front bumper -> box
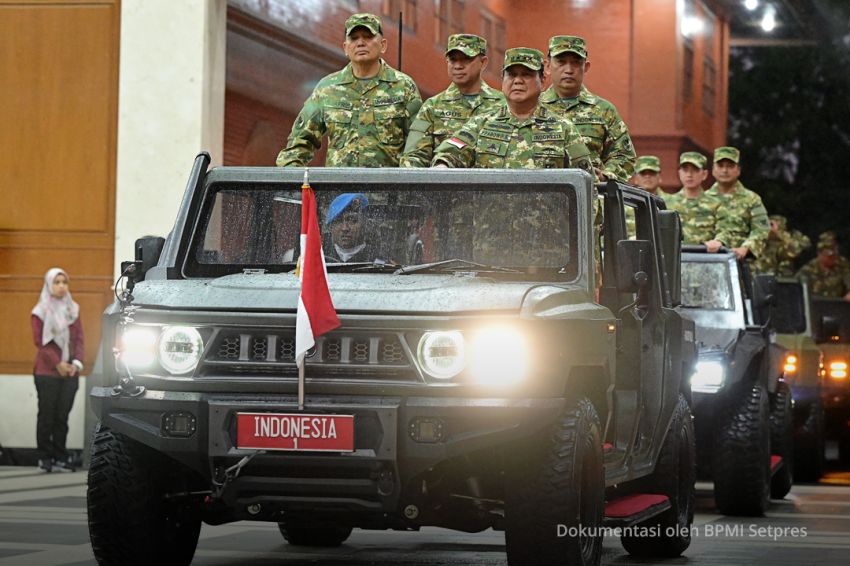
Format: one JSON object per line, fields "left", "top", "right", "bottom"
{"left": 91, "top": 387, "right": 566, "bottom": 519}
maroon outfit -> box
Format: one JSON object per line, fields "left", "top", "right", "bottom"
{"left": 31, "top": 315, "right": 85, "bottom": 376}
{"left": 32, "top": 314, "right": 84, "bottom": 466}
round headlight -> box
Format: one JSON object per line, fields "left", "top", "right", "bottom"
{"left": 417, "top": 331, "right": 465, "bottom": 380}
{"left": 158, "top": 326, "right": 204, "bottom": 375}
{"left": 121, "top": 326, "right": 158, "bottom": 370}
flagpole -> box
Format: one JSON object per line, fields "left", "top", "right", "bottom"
{"left": 298, "top": 362, "right": 305, "bottom": 410}
{"left": 298, "top": 168, "right": 309, "bottom": 411}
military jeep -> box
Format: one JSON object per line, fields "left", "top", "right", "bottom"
{"left": 811, "top": 298, "right": 850, "bottom": 463}
{"left": 679, "top": 248, "right": 794, "bottom": 515}
{"left": 773, "top": 279, "right": 825, "bottom": 480}
{"left": 87, "top": 154, "right": 696, "bottom": 566}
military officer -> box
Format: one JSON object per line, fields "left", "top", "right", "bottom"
{"left": 665, "top": 152, "right": 724, "bottom": 250}
{"left": 708, "top": 146, "right": 770, "bottom": 260}
{"left": 400, "top": 34, "right": 505, "bottom": 167}
{"left": 431, "top": 47, "right": 593, "bottom": 172}
{"left": 752, "top": 215, "right": 811, "bottom": 276}
{"left": 541, "top": 35, "right": 635, "bottom": 182}
{"left": 276, "top": 13, "right": 422, "bottom": 168}
{"left": 796, "top": 239, "right": 850, "bottom": 300}
{"left": 632, "top": 155, "right": 666, "bottom": 197}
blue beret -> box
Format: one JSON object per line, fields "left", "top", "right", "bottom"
{"left": 326, "top": 193, "right": 369, "bottom": 225}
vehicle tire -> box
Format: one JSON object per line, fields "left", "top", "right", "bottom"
{"left": 769, "top": 382, "right": 794, "bottom": 499}
{"left": 88, "top": 423, "right": 201, "bottom": 566}
{"left": 793, "top": 400, "right": 825, "bottom": 481}
{"left": 278, "top": 523, "right": 353, "bottom": 547}
{"left": 504, "top": 398, "right": 604, "bottom": 566}
{"left": 713, "top": 383, "right": 771, "bottom": 516}
{"left": 621, "top": 394, "right": 695, "bottom": 557}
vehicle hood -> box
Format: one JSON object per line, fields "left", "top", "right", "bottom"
{"left": 678, "top": 309, "right": 741, "bottom": 352}
{"left": 131, "top": 274, "right": 593, "bottom": 315}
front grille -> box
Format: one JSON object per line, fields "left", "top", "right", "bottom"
{"left": 202, "top": 329, "right": 418, "bottom": 382}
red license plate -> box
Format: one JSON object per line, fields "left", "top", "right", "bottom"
{"left": 236, "top": 412, "right": 354, "bottom": 452}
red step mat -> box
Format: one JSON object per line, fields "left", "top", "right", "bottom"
{"left": 605, "top": 494, "right": 669, "bottom": 518}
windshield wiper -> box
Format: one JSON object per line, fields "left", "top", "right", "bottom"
{"left": 325, "top": 261, "right": 402, "bottom": 273}
{"left": 395, "top": 258, "right": 520, "bottom": 275}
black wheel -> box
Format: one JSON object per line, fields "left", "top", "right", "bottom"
{"left": 505, "top": 398, "right": 604, "bottom": 566}
{"left": 769, "top": 382, "right": 794, "bottom": 499}
{"left": 87, "top": 423, "right": 202, "bottom": 566}
{"left": 278, "top": 522, "right": 353, "bottom": 547}
{"left": 713, "top": 383, "right": 771, "bottom": 516}
{"left": 621, "top": 394, "right": 696, "bottom": 557}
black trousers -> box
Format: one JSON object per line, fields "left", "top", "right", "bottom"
{"left": 34, "top": 375, "right": 78, "bottom": 462}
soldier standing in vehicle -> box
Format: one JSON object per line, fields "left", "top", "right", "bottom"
{"left": 431, "top": 48, "right": 593, "bottom": 172}
{"left": 665, "top": 152, "right": 724, "bottom": 251}
{"left": 753, "top": 215, "right": 811, "bottom": 276}
{"left": 708, "top": 146, "right": 770, "bottom": 260}
{"left": 540, "top": 36, "right": 635, "bottom": 182}
{"left": 796, "top": 238, "right": 850, "bottom": 300}
{"left": 400, "top": 34, "right": 505, "bottom": 167}
{"left": 276, "top": 13, "right": 422, "bottom": 168}
{"left": 632, "top": 155, "right": 667, "bottom": 198}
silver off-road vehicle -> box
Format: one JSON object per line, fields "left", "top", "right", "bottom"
{"left": 87, "top": 155, "right": 696, "bottom": 566}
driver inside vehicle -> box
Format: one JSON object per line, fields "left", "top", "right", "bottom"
{"left": 324, "top": 193, "right": 385, "bottom": 263}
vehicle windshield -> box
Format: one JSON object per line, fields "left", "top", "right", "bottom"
{"left": 681, "top": 260, "right": 734, "bottom": 310}
{"left": 185, "top": 183, "right": 578, "bottom": 281}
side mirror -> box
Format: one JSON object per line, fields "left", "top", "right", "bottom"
{"left": 616, "top": 240, "right": 652, "bottom": 293}
{"left": 135, "top": 236, "right": 166, "bottom": 277}
{"left": 822, "top": 315, "right": 841, "bottom": 342}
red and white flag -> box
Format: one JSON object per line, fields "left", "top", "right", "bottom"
{"left": 295, "top": 171, "right": 340, "bottom": 369}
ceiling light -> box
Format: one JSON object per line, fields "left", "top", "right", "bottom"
{"left": 761, "top": 7, "right": 776, "bottom": 32}
{"left": 744, "top": 0, "right": 759, "bottom": 11}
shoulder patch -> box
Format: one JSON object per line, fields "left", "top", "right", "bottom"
{"left": 447, "top": 137, "right": 467, "bottom": 149}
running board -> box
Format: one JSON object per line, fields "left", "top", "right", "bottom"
{"left": 603, "top": 494, "right": 670, "bottom": 527}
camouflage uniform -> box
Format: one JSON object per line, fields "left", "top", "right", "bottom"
{"left": 665, "top": 191, "right": 722, "bottom": 245}
{"left": 401, "top": 35, "right": 506, "bottom": 168}
{"left": 796, "top": 247, "right": 850, "bottom": 298}
{"left": 431, "top": 48, "right": 594, "bottom": 269}
{"left": 276, "top": 15, "right": 422, "bottom": 168}
{"left": 752, "top": 215, "right": 811, "bottom": 276}
{"left": 707, "top": 181, "right": 770, "bottom": 258}
{"left": 541, "top": 36, "right": 636, "bottom": 182}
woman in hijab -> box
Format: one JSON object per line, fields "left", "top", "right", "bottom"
{"left": 31, "top": 267, "right": 84, "bottom": 472}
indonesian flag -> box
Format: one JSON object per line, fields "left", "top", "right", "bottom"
{"left": 295, "top": 171, "right": 340, "bottom": 369}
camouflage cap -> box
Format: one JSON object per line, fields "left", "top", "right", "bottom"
{"left": 548, "top": 36, "right": 588, "bottom": 59}
{"left": 679, "top": 151, "right": 708, "bottom": 169}
{"left": 769, "top": 214, "right": 788, "bottom": 229}
{"left": 446, "top": 34, "right": 486, "bottom": 57}
{"left": 345, "top": 13, "right": 382, "bottom": 37}
{"left": 503, "top": 47, "right": 544, "bottom": 71}
{"left": 818, "top": 240, "right": 837, "bottom": 253}
{"left": 819, "top": 230, "right": 837, "bottom": 242}
{"left": 713, "top": 146, "right": 740, "bottom": 163}
{"left": 635, "top": 155, "right": 661, "bottom": 173}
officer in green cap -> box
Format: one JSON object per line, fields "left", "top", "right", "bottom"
{"left": 541, "top": 35, "right": 636, "bottom": 182}
{"left": 796, "top": 239, "right": 850, "bottom": 300}
{"left": 429, "top": 48, "right": 595, "bottom": 271}
{"left": 665, "top": 152, "right": 724, "bottom": 250}
{"left": 753, "top": 215, "right": 811, "bottom": 276}
{"left": 707, "top": 146, "right": 770, "bottom": 260}
{"left": 431, "top": 47, "right": 593, "bottom": 171}
{"left": 400, "top": 34, "right": 505, "bottom": 167}
{"left": 276, "top": 13, "right": 422, "bottom": 168}
{"left": 632, "top": 155, "right": 667, "bottom": 197}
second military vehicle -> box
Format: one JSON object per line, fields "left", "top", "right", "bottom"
{"left": 680, "top": 247, "right": 794, "bottom": 515}
{"left": 812, "top": 298, "right": 850, "bottom": 463}
{"left": 87, "top": 158, "right": 697, "bottom": 566}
